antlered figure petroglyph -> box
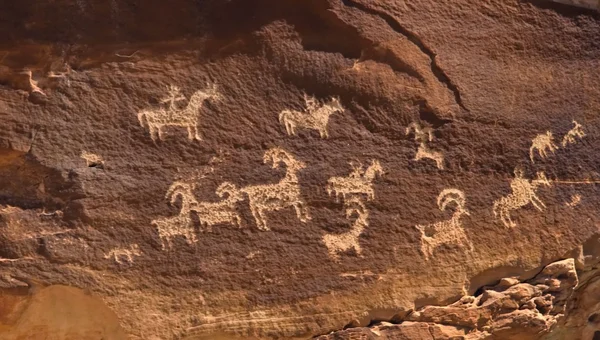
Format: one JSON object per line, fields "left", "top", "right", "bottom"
{"left": 190, "top": 182, "right": 244, "bottom": 232}
{"left": 530, "top": 131, "right": 558, "bottom": 163}
{"left": 327, "top": 160, "right": 383, "bottom": 202}
{"left": 240, "top": 148, "right": 311, "bottom": 231}
{"left": 562, "top": 120, "right": 585, "bottom": 147}
{"left": 406, "top": 122, "right": 444, "bottom": 169}
{"left": 493, "top": 169, "right": 551, "bottom": 228}
{"left": 279, "top": 95, "right": 344, "bottom": 138}
{"left": 415, "top": 189, "right": 472, "bottom": 261}
{"left": 137, "top": 83, "right": 221, "bottom": 141}
{"left": 322, "top": 198, "right": 369, "bottom": 261}
{"left": 104, "top": 244, "right": 142, "bottom": 264}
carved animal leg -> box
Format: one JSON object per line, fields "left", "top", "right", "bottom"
{"left": 501, "top": 210, "right": 515, "bottom": 228}
{"left": 354, "top": 242, "right": 362, "bottom": 257}
{"left": 531, "top": 195, "right": 546, "bottom": 211}
{"left": 193, "top": 125, "right": 202, "bottom": 141}
{"left": 257, "top": 209, "right": 269, "bottom": 231}
{"left": 235, "top": 214, "right": 243, "bottom": 228}
{"left": 435, "top": 157, "right": 444, "bottom": 170}
{"left": 157, "top": 125, "right": 164, "bottom": 140}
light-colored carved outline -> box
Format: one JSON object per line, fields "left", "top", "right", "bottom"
{"left": 240, "top": 147, "right": 310, "bottom": 231}
{"left": 415, "top": 189, "right": 473, "bottom": 261}
{"left": 137, "top": 83, "right": 221, "bottom": 141}
{"left": 104, "top": 244, "right": 142, "bottom": 264}
{"left": 279, "top": 95, "right": 344, "bottom": 138}
{"left": 327, "top": 160, "right": 383, "bottom": 203}
{"left": 565, "top": 194, "right": 581, "bottom": 208}
{"left": 406, "top": 122, "right": 444, "bottom": 169}
{"left": 530, "top": 131, "right": 558, "bottom": 163}
{"left": 562, "top": 120, "right": 585, "bottom": 147}
{"left": 80, "top": 151, "right": 104, "bottom": 167}
{"left": 323, "top": 197, "right": 369, "bottom": 261}
{"left": 493, "top": 168, "right": 551, "bottom": 228}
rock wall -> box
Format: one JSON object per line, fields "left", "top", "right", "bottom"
{"left": 1, "top": 0, "right": 600, "bottom": 339}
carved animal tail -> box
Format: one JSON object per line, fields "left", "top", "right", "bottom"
{"left": 137, "top": 111, "right": 148, "bottom": 127}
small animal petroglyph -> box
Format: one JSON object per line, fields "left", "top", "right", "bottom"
{"left": 493, "top": 169, "right": 551, "bottom": 228}
{"left": 562, "top": 120, "right": 585, "bottom": 147}
{"left": 327, "top": 160, "right": 383, "bottom": 202}
{"left": 279, "top": 95, "right": 344, "bottom": 138}
{"left": 323, "top": 198, "right": 369, "bottom": 261}
{"left": 530, "top": 131, "right": 558, "bottom": 163}
{"left": 565, "top": 194, "right": 582, "bottom": 208}
{"left": 415, "top": 189, "right": 473, "bottom": 261}
{"left": 80, "top": 151, "right": 104, "bottom": 168}
{"left": 137, "top": 83, "right": 221, "bottom": 141}
{"left": 406, "top": 122, "right": 444, "bottom": 169}
{"left": 104, "top": 244, "right": 142, "bottom": 264}
{"left": 240, "top": 147, "right": 310, "bottom": 231}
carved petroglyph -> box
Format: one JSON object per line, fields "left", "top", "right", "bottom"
{"left": 104, "top": 244, "right": 142, "bottom": 264}
{"left": 279, "top": 95, "right": 344, "bottom": 138}
{"left": 190, "top": 182, "right": 244, "bottom": 232}
{"left": 137, "top": 83, "right": 221, "bottom": 141}
{"left": 415, "top": 189, "right": 472, "bottom": 261}
{"left": 323, "top": 198, "right": 369, "bottom": 261}
{"left": 562, "top": 120, "right": 585, "bottom": 147}
{"left": 153, "top": 213, "right": 197, "bottom": 250}
{"left": 493, "top": 169, "right": 551, "bottom": 228}
{"left": 240, "top": 148, "right": 310, "bottom": 231}
{"left": 530, "top": 131, "right": 558, "bottom": 163}
{"left": 565, "top": 194, "right": 582, "bottom": 208}
{"left": 327, "top": 160, "right": 383, "bottom": 203}
{"left": 80, "top": 151, "right": 104, "bottom": 168}
{"left": 406, "top": 122, "right": 444, "bottom": 169}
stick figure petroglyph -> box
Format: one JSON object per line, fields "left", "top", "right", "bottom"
{"left": 137, "top": 83, "right": 221, "bottom": 141}
{"left": 322, "top": 197, "right": 369, "bottom": 261}
{"left": 327, "top": 160, "right": 383, "bottom": 203}
{"left": 530, "top": 131, "right": 558, "bottom": 163}
{"left": 562, "top": 120, "right": 585, "bottom": 147}
{"left": 279, "top": 95, "right": 344, "bottom": 138}
{"left": 493, "top": 168, "right": 551, "bottom": 228}
{"left": 240, "top": 147, "right": 311, "bottom": 231}
{"left": 415, "top": 189, "right": 473, "bottom": 261}
{"left": 406, "top": 122, "right": 444, "bottom": 169}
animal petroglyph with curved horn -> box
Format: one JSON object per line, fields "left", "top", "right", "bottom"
{"left": 137, "top": 83, "right": 222, "bottom": 141}
{"left": 415, "top": 189, "right": 473, "bottom": 261}
{"left": 279, "top": 95, "right": 344, "bottom": 138}
{"left": 327, "top": 160, "right": 383, "bottom": 202}
{"left": 322, "top": 197, "right": 369, "bottom": 261}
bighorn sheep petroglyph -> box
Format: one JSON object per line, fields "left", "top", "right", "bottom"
{"left": 137, "top": 83, "right": 221, "bottom": 141}
{"left": 240, "top": 147, "right": 310, "bottom": 231}
{"left": 152, "top": 213, "right": 197, "bottom": 250}
{"left": 279, "top": 95, "right": 344, "bottom": 138}
{"left": 493, "top": 169, "right": 551, "bottom": 228}
{"left": 530, "top": 131, "right": 558, "bottom": 163}
{"left": 322, "top": 198, "right": 369, "bottom": 261}
{"left": 406, "top": 122, "right": 444, "bottom": 169}
{"left": 327, "top": 160, "right": 383, "bottom": 202}
{"left": 415, "top": 189, "right": 472, "bottom": 261}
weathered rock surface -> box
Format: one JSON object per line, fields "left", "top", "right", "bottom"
{"left": 1, "top": 0, "right": 600, "bottom": 339}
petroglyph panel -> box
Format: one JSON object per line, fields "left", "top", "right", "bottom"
{"left": 327, "top": 160, "right": 383, "bottom": 203}
{"left": 493, "top": 169, "right": 551, "bottom": 228}
{"left": 415, "top": 189, "right": 473, "bottom": 261}
{"left": 406, "top": 122, "right": 444, "bottom": 169}
{"left": 279, "top": 95, "right": 344, "bottom": 138}
{"left": 530, "top": 131, "right": 558, "bottom": 163}
{"left": 137, "top": 83, "right": 222, "bottom": 141}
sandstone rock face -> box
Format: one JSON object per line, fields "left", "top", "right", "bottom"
{"left": 0, "top": 1, "right": 600, "bottom": 339}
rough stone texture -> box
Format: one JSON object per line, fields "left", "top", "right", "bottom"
{"left": 0, "top": 0, "right": 600, "bottom": 339}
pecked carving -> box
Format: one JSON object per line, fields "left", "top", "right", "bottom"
{"left": 530, "top": 131, "right": 558, "bottom": 163}
{"left": 279, "top": 95, "right": 344, "bottom": 138}
{"left": 327, "top": 160, "right": 383, "bottom": 203}
{"left": 322, "top": 197, "right": 369, "bottom": 261}
{"left": 406, "top": 122, "right": 444, "bottom": 169}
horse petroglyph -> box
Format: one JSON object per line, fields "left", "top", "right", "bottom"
{"left": 562, "top": 120, "right": 585, "bottom": 147}
{"left": 240, "top": 148, "right": 310, "bottom": 231}
{"left": 104, "top": 244, "right": 142, "bottom": 264}
{"left": 493, "top": 168, "right": 551, "bottom": 228}
{"left": 137, "top": 83, "right": 221, "bottom": 141}
{"left": 279, "top": 94, "right": 344, "bottom": 138}
{"left": 327, "top": 160, "right": 383, "bottom": 203}
{"left": 530, "top": 131, "right": 558, "bottom": 163}
{"left": 322, "top": 198, "right": 369, "bottom": 261}
{"left": 406, "top": 122, "right": 444, "bottom": 169}
{"left": 415, "top": 189, "right": 473, "bottom": 261}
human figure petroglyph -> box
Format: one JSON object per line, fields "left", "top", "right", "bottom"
{"left": 240, "top": 147, "right": 310, "bottom": 231}
{"left": 190, "top": 182, "right": 244, "bottom": 232}
{"left": 137, "top": 83, "right": 221, "bottom": 141}
{"left": 80, "top": 151, "right": 104, "bottom": 168}
{"left": 530, "top": 131, "right": 558, "bottom": 163}
{"left": 327, "top": 160, "right": 383, "bottom": 202}
{"left": 493, "top": 169, "right": 551, "bottom": 228}
{"left": 104, "top": 244, "right": 142, "bottom": 264}
{"left": 405, "top": 122, "right": 444, "bottom": 169}
{"left": 415, "top": 189, "right": 472, "bottom": 261}
{"left": 279, "top": 95, "right": 344, "bottom": 138}
{"left": 323, "top": 198, "right": 369, "bottom": 261}
{"left": 562, "top": 120, "right": 585, "bottom": 147}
